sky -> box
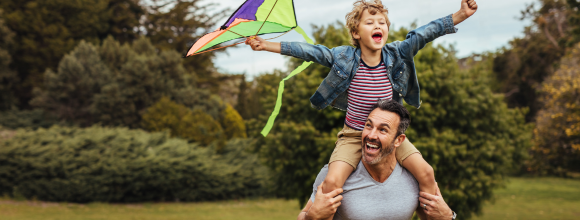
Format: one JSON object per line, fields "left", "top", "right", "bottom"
{"left": 206, "top": 0, "right": 536, "bottom": 78}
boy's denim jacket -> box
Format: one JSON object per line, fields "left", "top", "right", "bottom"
{"left": 280, "top": 15, "right": 457, "bottom": 110}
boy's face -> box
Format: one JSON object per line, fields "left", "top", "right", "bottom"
{"left": 353, "top": 9, "right": 389, "bottom": 51}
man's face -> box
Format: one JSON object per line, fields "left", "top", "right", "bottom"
{"left": 361, "top": 109, "right": 402, "bottom": 165}
{"left": 353, "top": 9, "right": 389, "bottom": 51}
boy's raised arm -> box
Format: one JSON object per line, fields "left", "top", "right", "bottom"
{"left": 397, "top": 0, "right": 477, "bottom": 58}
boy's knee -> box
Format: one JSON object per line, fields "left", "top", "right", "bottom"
{"left": 322, "top": 176, "right": 344, "bottom": 193}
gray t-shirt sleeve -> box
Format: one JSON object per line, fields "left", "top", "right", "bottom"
{"left": 310, "top": 164, "right": 330, "bottom": 203}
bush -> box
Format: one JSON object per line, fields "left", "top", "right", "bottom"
{"left": 142, "top": 97, "right": 224, "bottom": 146}
{"left": 0, "top": 109, "right": 59, "bottom": 129}
{"left": 0, "top": 126, "right": 271, "bottom": 202}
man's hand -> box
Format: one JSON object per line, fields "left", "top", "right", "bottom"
{"left": 452, "top": 0, "right": 478, "bottom": 25}
{"left": 305, "top": 181, "right": 343, "bottom": 220}
{"left": 418, "top": 183, "right": 454, "bottom": 220}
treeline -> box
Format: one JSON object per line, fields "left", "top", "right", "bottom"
{"left": 492, "top": 0, "right": 580, "bottom": 175}
{"left": 0, "top": 0, "right": 263, "bottom": 202}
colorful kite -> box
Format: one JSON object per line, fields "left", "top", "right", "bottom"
{"left": 185, "top": 0, "right": 314, "bottom": 137}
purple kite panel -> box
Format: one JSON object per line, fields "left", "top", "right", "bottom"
{"left": 224, "top": 0, "right": 266, "bottom": 27}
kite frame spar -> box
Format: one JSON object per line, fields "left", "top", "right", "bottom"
{"left": 185, "top": 0, "right": 298, "bottom": 57}
{"left": 185, "top": 0, "right": 314, "bottom": 137}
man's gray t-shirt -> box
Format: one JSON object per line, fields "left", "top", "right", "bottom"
{"left": 310, "top": 161, "right": 419, "bottom": 220}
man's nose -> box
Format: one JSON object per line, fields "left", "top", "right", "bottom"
{"left": 368, "top": 128, "right": 379, "bottom": 139}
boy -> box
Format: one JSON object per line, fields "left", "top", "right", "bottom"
{"left": 246, "top": 0, "right": 478, "bottom": 211}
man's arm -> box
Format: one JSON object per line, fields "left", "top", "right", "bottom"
{"left": 418, "top": 183, "right": 454, "bottom": 220}
{"left": 246, "top": 37, "right": 335, "bottom": 68}
{"left": 297, "top": 182, "right": 343, "bottom": 220}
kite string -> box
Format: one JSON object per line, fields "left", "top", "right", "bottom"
{"left": 255, "top": 0, "right": 280, "bottom": 36}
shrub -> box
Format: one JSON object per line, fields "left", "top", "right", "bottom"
{"left": 0, "top": 109, "right": 59, "bottom": 129}
{"left": 0, "top": 126, "right": 270, "bottom": 202}
{"left": 142, "top": 97, "right": 224, "bottom": 146}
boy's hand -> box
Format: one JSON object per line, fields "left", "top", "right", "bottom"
{"left": 461, "top": 0, "right": 478, "bottom": 17}
{"left": 245, "top": 36, "right": 268, "bottom": 51}
{"left": 453, "top": 0, "right": 478, "bottom": 25}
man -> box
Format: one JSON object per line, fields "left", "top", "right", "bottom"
{"left": 297, "top": 99, "right": 455, "bottom": 220}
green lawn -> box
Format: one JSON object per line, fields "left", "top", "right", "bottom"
{"left": 471, "top": 177, "right": 580, "bottom": 220}
{"left": 1, "top": 177, "right": 579, "bottom": 220}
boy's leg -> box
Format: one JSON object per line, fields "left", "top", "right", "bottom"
{"left": 322, "top": 161, "right": 354, "bottom": 193}
{"left": 397, "top": 138, "right": 436, "bottom": 195}
{"left": 323, "top": 125, "right": 362, "bottom": 193}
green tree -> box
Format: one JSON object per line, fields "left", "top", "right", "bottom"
{"left": 30, "top": 36, "right": 219, "bottom": 128}
{"left": 252, "top": 23, "right": 532, "bottom": 219}
{"left": 0, "top": 0, "right": 145, "bottom": 108}
{"left": 531, "top": 42, "right": 580, "bottom": 175}
{"left": 0, "top": 10, "right": 17, "bottom": 111}
{"left": 144, "top": 0, "right": 228, "bottom": 91}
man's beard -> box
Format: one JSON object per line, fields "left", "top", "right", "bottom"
{"left": 362, "top": 137, "right": 396, "bottom": 165}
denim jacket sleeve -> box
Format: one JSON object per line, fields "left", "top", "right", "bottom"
{"left": 280, "top": 42, "right": 334, "bottom": 68}
{"left": 397, "top": 14, "right": 457, "bottom": 59}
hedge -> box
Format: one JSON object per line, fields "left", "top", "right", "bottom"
{"left": 0, "top": 126, "right": 270, "bottom": 202}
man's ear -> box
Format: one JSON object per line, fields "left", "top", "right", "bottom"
{"left": 394, "top": 134, "right": 406, "bottom": 148}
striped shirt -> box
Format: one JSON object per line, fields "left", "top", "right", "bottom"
{"left": 344, "top": 60, "right": 392, "bottom": 130}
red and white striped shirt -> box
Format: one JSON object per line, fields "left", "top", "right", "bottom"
{"left": 344, "top": 60, "right": 392, "bottom": 130}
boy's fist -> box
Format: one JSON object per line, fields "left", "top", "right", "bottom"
{"left": 461, "top": 0, "right": 478, "bottom": 18}
{"left": 245, "top": 36, "right": 268, "bottom": 51}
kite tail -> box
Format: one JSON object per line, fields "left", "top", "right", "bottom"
{"left": 260, "top": 26, "right": 313, "bottom": 137}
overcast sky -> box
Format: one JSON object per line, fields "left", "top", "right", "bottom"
{"left": 206, "top": 0, "right": 536, "bottom": 78}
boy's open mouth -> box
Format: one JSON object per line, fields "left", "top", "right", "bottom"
{"left": 372, "top": 32, "right": 383, "bottom": 43}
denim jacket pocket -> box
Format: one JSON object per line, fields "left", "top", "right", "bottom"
{"left": 324, "top": 64, "right": 348, "bottom": 88}
{"left": 392, "top": 63, "right": 409, "bottom": 96}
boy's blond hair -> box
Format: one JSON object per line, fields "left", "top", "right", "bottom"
{"left": 345, "top": 0, "right": 391, "bottom": 47}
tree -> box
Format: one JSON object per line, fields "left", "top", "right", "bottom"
{"left": 144, "top": 0, "right": 228, "bottom": 91}
{"left": 531, "top": 42, "right": 580, "bottom": 175}
{"left": 251, "top": 23, "right": 532, "bottom": 219}
{"left": 0, "top": 10, "right": 17, "bottom": 111}
{"left": 493, "top": 0, "right": 580, "bottom": 121}
{"left": 30, "top": 36, "right": 208, "bottom": 128}
{"left": 0, "top": 0, "right": 145, "bottom": 108}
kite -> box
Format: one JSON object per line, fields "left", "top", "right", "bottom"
{"left": 185, "top": 0, "right": 314, "bottom": 137}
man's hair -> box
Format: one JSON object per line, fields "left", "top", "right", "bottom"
{"left": 345, "top": 0, "right": 391, "bottom": 47}
{"left": 371, "top": 99, "right": 410, "bottom": 137}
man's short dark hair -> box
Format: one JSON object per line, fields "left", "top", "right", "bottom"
{"left": 371, "top": 99, "right": 410, "bottom": 137}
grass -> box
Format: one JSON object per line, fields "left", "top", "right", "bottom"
{"left": 0, "top": 199, "right": 300, "bottom": 220}
{"left": 1, "top": 177, "right": 579, "bottom": 220}
{"left": 471, "top": 177, "right": 580, "bottom": 220}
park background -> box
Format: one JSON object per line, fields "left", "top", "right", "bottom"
{"left": 0, "top": 0, "right": 579, "bottom": 219}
